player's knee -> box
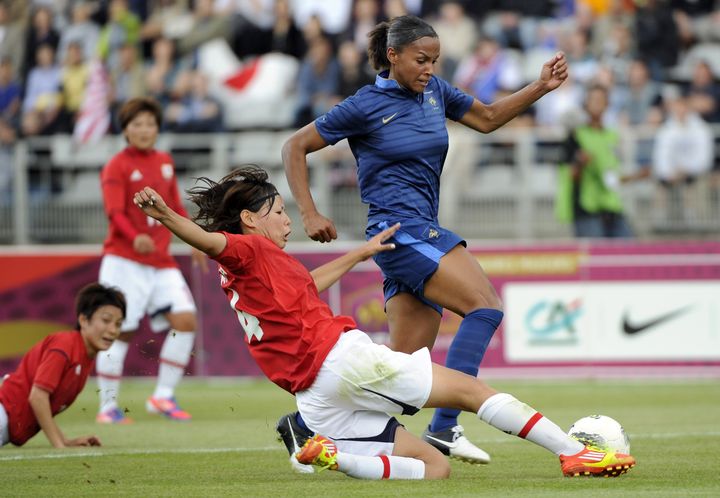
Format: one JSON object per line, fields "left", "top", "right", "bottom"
{"left": 424, "top": 455, "right": 451, "bottom": 479}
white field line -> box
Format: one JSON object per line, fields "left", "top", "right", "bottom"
{"left": 3, "top": 431, "right": 719, "bottom": 462}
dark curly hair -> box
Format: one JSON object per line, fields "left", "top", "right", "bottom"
{"left": 187, "top": 165, "right": 279, "bottom": 234}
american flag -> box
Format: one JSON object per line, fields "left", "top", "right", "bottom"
{"left": 73, "top": 59, "right": 111, "bottom": 144}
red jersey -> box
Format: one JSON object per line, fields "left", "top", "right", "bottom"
{"left": 0, "top": 331, "right": 94, "bottom": 446}
{"left": 101, "top": 146, "right": 189, "bottom": 268}
{"left": 213, "top": 233, "right": 356, "bottom": 394}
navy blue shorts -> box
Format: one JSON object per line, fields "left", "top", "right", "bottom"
{"left": 367, "top": 219, "right": 466, "bottom": 315}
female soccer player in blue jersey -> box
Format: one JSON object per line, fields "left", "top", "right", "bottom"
{"left": 281, "top": 15, "right": 569, "bottom": 464}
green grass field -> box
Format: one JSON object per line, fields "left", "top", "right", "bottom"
{"left": 2, "top": 378, "right": 718, "bottom": 497}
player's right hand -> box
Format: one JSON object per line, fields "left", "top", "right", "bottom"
{"left": 303, "top": 211, "right": 337, "bottom": 243}
{"left": 134, "top": 186, "right": 168, "bottom": 218}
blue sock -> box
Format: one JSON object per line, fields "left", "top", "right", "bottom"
{"left": 295, "top": 412, "right": 309, "bottom": 431}
{"left": 429, "top": 308, "right": 503, "bottom": 433}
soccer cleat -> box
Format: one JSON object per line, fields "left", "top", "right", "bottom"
{"left": 560, "top": 445, "right": 636, "bottom": 477}
{"left": 295, "top": 435, "right": 339, "bottom": 471}
{"left": 146, "top": 396, "right": 192, "bottom": 421}
{"left": 276, "top": 412, "right": 315, "bottom": 474}
{"left": 422, "top": 425, "right": 491, "bottom": 464}
{"left": 96, "top": 407, "right": 133, "bottom": 424}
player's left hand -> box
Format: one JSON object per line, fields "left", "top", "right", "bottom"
{"left": 191, "top": 247, "right": 209, "bottom": 273}
{"left": 134, "top": 187, "right": 168, "bottom": 220}
{"left": 539, "top": 52, "right": 568, "bottom": 92}
{"left": 360, "top": 222, "right": 400, "bottom": 261}
{"left": 67, "top": 435, "right": 102, "bottom": 447}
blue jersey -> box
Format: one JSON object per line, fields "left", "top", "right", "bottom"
{"left": 315, "top": 71, "right": 474, "bottom": 225}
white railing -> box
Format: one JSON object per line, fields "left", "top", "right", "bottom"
{"left": 1, "top": 126, "right": 719, "bottom": 244}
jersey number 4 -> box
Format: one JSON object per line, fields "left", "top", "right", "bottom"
{"left": 229, "top": 289, "right": 264, "bottom": 342}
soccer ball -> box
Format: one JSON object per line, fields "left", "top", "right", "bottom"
{"left": 568, "top": 415, "right": 630, "bottom": 454}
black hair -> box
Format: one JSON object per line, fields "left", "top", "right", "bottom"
{"left": 366, "top": 15, "right": 438, "bottom": 71}
{"left": 75, "top": 283, "right": 126, "bottom": 330}
{"left": 188, "top": 165, "right": 279, "bottom": 234}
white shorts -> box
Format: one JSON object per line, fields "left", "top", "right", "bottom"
{"left": 295, "top": 329, "right": 433, "bottom": 457}
{"left": 99, "top": 254, "right": 196, "bottom": 332}
{"left": 0, "top": 401, "right": 9, "bottom": 447}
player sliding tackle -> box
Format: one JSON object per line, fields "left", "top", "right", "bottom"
{"left": 133, "top": 166, "right": 635, "bottom": 479}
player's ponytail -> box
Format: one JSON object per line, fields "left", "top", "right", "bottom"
{"left": 188, "top": 165, "right": 279, "bottom": 234}
{"left": 367, "top": 21, "right": 391, "bottom": 70}
{"left": 367, "top": 15, "right": 438, "bottom": 71}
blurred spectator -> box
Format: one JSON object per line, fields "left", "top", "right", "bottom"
{"left": 145, "top": 37, "right": 190, "bottom": 106}
{"left": 98, "top": 0, "right": 141, "bottom": 71}
{"left": 0, "top": 56, "right": 19, "bottom": 196}
{"left": 268, "top": 0, "right": 305, "bottom": 59}
{"left": 294, "top": 35, "right": 339, "bottom": 127}
{"left": 384, "top": 0, "right": 410, "bottom": 19}
{"left": 685, "top": 59, "right": 720, "bottom": 123}
{"left": 430, "top": 1, "right": 477, "bottom": 79}
{"left": 617, "top": 59, "right": 663, "bottom": 125}
{"left": 0, "top": 57, "right": 20, "bottom": 129}
{"left": 635, "top": 0, "right": 679, "bottom": 81}
{"left": 590, "top": 0, "right": 635, "bottom": 58}
{"left": 23, "top": 6, "right": 59, "bottom": 79}
{"left": 693, "top": 8, "right": 720, "bottom": 43}
{"left": 57, "top": 1, "right": 100, "bottom": 63}
{"left": 555, "top": 84, "right": 638, "bottom": 238}
{"left": 598, "top": 22, "right": 636, "bottom": 85}
{"left": 216, "top": 0, "right": 276, "bottom": 58}
{"left": 0, "top": 2, "right": 27, "bottom": 78}
{"left": 109, "top": 43, "right": 146, "bottom": 130}
{"left": 164, "top": 70, "right": 222, "bottom": 132}
{"left": 21, "top": 43, "right": 61, "bottom": 136}
{"left": 336, "top": 39, "right": 374, "bottom": 98}
{"left": 140, "top": 0, "right": 193, "bottom": 43}
{"left": 559, "top": 28, "right": 600, "bottom": 84}
{"left": 453, "top": 36, "right": 522, "bottom": 104}
{"left": 343, "top": 0, "right": 380, "bottom": 52}
{"left": 176, "top": 0, "right": 232, "bottom": 57}
{"left": 534, "top": 75, "right": 584, "bottom": 127}
{"left": 290, "top": 0, "right": 352, "bottom": 37}
{"left": 57, "top": 41, "right": 89, "bottom": 133}
{"left": 652, "top": 89, "right": 714, "bottom": 224}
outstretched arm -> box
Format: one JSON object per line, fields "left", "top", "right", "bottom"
{"left": 29, "top": 386, "right": 101, "bottom": 448}
{"left": 134, "top": 187, "right": 227, "bottom": 257}
{"left": 311, "top": 223, "right": 399, "bottom": 292}
{"left": 282, "top": 122, "right": 337, "bottom": 243}
{"left": 459, "top": 52, "right": 569, "bottom": 133}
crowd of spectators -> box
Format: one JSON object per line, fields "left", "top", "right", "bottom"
{"left": 0, "top": 0, "right": 719, "bottom": 225}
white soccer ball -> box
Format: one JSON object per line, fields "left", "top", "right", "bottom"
{"left": 568, "top": 415, "right": 630, "bottom": 454}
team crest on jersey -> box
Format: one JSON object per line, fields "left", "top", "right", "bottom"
{"left": 428, "top": 228, "right": 439, "bottom": 239}
{"left": 428, "top": 96, "right": 438, "bottom": 108}
{"left": 130, "top": 169, "right": 143, "bottom": 181}
{"left": 161, "top": 163, "right": 174, "bottom": 179}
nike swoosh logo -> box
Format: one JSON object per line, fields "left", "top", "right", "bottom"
{"left": 423, "top": 434, "right": 457, "bottom": 449}
{"left": 622, "top": 306, "right": 691, "bottom": 335}
{"left": 382, "top": 112, "right": 398, "bottom": 124}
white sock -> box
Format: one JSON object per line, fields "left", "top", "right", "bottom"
{"left": 335, "top": 453, "right": 425, "bottom": 480}
{"left": 477, "top": 393, "right": 584, "bottom": 456}
{"left": 153, "top": 330, "right": 195, "bottom": 399}
{"left": 96, "top": 339, "right": 129, "bottom": 413}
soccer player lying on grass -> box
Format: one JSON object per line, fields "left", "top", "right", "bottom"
{"left": 132, "top": 166, "right": 635, "bottom": 479}
{"left": 0, "top": 283, "right": 126, "bottom": 448}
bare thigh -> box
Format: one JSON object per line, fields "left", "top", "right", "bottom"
{"left": 425, "top": 363, "right": 497, "bottom": 413}
{"left": 392, "top": 426, "right": 450, "bottom": 479}
{"left": 424, "top": 245, "right": 502, "bottom": 317}
{"left": 386, "top": 293, "right": 442, "bottom": 353}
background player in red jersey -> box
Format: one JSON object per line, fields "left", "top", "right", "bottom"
{"left": 130, "top": 166, "right": 635, "bottom": 480}
{"left": 0, "top": 283, "right": 125, "bottom": 448}
{"left": 96, "top": 97, "right": 207, "bottom": 424}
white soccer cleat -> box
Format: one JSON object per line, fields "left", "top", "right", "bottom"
{"left": 422, "top": 425, "right": 491, "bottom": 464}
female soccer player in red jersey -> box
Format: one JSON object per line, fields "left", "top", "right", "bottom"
{"left": 0, "top": 283, "right": 125, "bottom": 448}
{"left": 131, "top": 166, "right": 635, "bottom": 480}
{"left": 96, "top": 97, "right": 206, "bottom": 424}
